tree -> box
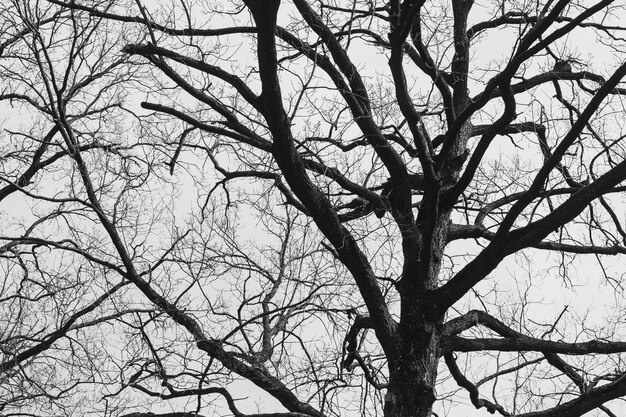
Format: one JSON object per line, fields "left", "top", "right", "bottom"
{"left": 3, "top": 0, "right": 626, "bottom": 416}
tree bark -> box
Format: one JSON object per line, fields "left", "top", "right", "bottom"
{"left": 385, "top": 328, "right": 440, "bottom": 417}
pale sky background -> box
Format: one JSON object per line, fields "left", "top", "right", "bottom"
{"left": 2, "top": 0, "right": 626, "bottom": 416}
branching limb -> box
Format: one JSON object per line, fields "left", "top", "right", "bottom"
{"left": 0, "top": 280, "right": 128, "bottom": 372}
{"left": 243, "top": 0, "right": 398, "bottom": 357}
{"left": 437, "top": 125, "right": 626, "bottom": 310}
{"left": 122, "top": 43, "right": 261, "bottom": 111}
{"left": 444, "top": 353, "right": 512, "bottom": 415}
{"left": 443, "top": 311, "right": 626, "bottom": 416}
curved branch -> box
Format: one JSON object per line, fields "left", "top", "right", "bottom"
{"left": 444, "top": 353, "right": 511, "bottom": 415}
{"left": 342, "top": 315, "right": 373, "bottom": 370}
{"left": 122, "top": 43, "right": 261, "bottom": 111}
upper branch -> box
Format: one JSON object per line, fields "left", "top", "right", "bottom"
{"left": 243, "top": 0, "right": 398, "bottom": 356}
{"left": 291, "top": 0, "right": 411, "bottom": 194}
{"left": 122, "top": 43, "right": 261, "bottom": 111}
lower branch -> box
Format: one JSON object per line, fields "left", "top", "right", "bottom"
{"left": 444, "top": 353, "right": 511, "bottom": 415}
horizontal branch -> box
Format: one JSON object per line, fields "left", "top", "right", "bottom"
{"left": 474, "top": 70, "right": 626, "bottom": 102}
{"left": 48, "top": 0, "right": 255, "bottom": 37}
{"left": 447, "top": 224, "right": 626, "bottom": 255}
{"left": 443, "top": 336, "right": 626, "bottom": 355}
{"left": 468, "top": 11, "right": 626, "bottom": 39}
{"left": 122, "top": 412, "right": 311, "bottom": 417}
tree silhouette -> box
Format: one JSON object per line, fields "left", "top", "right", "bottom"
{"left": 3, "top": 0, "right": 626, "bottom": 416}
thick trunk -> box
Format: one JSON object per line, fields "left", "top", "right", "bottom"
{"left": 385, "top": 217, "right": 448, "bottom": 417}
{"left": 384, "top": 328, "right": 441, "bottom": 417}
{"left": 384, "top": 386, "right": 436, "bottom": 417}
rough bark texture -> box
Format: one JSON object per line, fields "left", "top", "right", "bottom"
{"left": 5, "top": 0, "right": 626, "bottom": 416}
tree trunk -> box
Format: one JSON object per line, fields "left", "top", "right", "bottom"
{"left": 384, "top": 327, "right": 441, "bottom": 417}
{"left": 384, "top": 218, "right": 448, "bottom": 417}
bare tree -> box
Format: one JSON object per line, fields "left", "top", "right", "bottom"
{"left": 4, "top": 0, "right": 626, "bottom": 416}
